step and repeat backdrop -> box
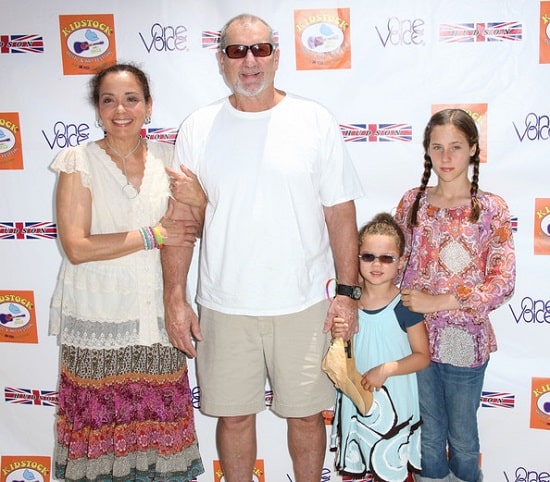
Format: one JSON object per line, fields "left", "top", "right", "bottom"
{"left": 1, "top": 0, "right": 549, "bottom": 481}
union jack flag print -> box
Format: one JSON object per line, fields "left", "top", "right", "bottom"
{"left": 481, "top": 391, "right": 515, "bottom": 409}
{"left": 202, "top": 30, "right": 220, "bottom": 49}
{"left": 440, "top": 22, "right": 522, "bottom": 43}
{"left": 511, "top": 216, "right": 518, "bottom": 232}
{"left": 340, "top": 124, "right": 368, "bottom": 142}
{"left": 340, "top": 123, "right": 412, "bottom": 143}
{"left": 0, "top": 34, "right": 44, "bottom": 54}
{"left": 5, "top": 387, "right": 58, "bottom": 406}
{"left": 141, "top": 127, "right": 178, "bottom": 145}
{"left": 0, "top": 222, "right": 57, "bottom": 240}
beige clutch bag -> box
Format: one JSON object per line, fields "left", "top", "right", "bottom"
{"left": 322, "top": 337, "right": 373, "bottom": 416}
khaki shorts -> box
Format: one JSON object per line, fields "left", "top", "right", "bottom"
{"left": 196, "top": 301, "right": 335, "bottom": 418}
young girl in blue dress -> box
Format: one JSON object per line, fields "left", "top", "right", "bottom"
{"left": 330, "top": 212, "right": 430, "bottom": 482}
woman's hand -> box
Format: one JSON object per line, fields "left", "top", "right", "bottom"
{"left": 156, "top": 202, "right": 199, "bottom": 247}
{"left": 167, "top": 165, "right": 206, "bottom": 208}
{"left": 167, "top": 165, "right": 206, "bottom": 228}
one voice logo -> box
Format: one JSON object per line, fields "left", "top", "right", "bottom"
{"left": 509, "top": 297, "right": 550, "bottom": 324}
{"left": 513, "top": 112, "right": 550, "bottom": 141}
{"left": 375, "top": 16, "right": 425, "bottom": 47}
{"left": 139, "top": 22, "right": 189, "bottom": 52}
{"left": 42, "top": 121, "right": 90, "bottom": 149}
{"left": 503, "top": 466, "right": 550, "bottom": 482}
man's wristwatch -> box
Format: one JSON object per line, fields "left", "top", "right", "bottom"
{"left": 335, "top": 283, "right": 362, "bottom": 300}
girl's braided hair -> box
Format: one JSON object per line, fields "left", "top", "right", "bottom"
{"left": 408, "top": 108, "right": 481, "bottom": 227}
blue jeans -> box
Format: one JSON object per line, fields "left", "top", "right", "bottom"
{"left": 417, "top": 360, "right": 487, "bottom": 482}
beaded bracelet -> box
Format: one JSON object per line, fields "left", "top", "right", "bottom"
{"left": 325, "top": 278, "right": 336, "bottom": 300}
{"left": 139, "top": 226, "right": 159, "bottom": 250}
{"left": 152, "top": 226, "right": 164, "bottom": 249}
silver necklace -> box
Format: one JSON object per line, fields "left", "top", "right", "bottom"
{"left": 105, "top": 136, "right": 142, "bottom": 199}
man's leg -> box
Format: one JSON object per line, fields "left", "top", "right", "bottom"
{"left": 287, "top": 412, "right": 326, "bottom": 482}
{"left": 216, "top": 414, "right": 257, "bottom": 482}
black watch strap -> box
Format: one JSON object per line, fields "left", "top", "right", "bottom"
{"left": 336, "top": 283, "right": 362, "bottom": 300}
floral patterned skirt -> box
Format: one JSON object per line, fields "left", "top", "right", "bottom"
{"left": 54, "top": 344, "right": 204, "bottom": 482}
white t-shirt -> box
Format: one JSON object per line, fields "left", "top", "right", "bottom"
{"left": 175, "top": 93, "right": 363, "bottom": 315}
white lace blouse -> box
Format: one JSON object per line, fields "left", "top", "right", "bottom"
{"left": 49, "top": 140, "right": 174, "bottom": 349}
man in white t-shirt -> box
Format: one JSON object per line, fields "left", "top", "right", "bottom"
{"left": 162, "top": 13, "right": 364, "bottom": 482}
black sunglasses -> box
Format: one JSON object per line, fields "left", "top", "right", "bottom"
{"left": 358, "top": 253, "right": 398, "bottom": 264}
{"left": 222, "top": 43, "right": 275, "bottom": 59}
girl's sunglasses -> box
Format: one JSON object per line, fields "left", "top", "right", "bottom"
{"left": 358, "top": 253, "right": 398, "bottom": 264}
{"left": 222, "top": 43, "right": 275, "bottom": 59}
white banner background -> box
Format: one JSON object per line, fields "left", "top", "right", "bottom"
{"left": 1, "top": 1, "right": 549, "bottom": 481}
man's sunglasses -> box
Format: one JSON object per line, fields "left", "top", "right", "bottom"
{"left": 222, "top": 43, "right": 275, "bottom": 59}
{"left": 358, "top": 253, "right": 398, "bottom": 264}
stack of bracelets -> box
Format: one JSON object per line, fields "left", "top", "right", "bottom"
{"left": 139, "top": 226, "right": 164, "bottom": 250}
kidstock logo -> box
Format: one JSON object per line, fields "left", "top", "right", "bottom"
{"left": 513, "top": 112, "right": 550, "bottom": 141}
{"left": 139, "top": 22, "right": 189, "bottom": 53}
{"left": 59, "top": 14, "right": 116, "bottom": 75}
{"left": 375, "top": 16, "right": 425, "bottom": 47}
{"left": 509, "top": 296, "right": 550, "bottom": 324}
{"left": 42, "top": 120, "right": 90, "bottom": 149}
{"left": 1, "top": 456, "right": 51, "bottom": 482}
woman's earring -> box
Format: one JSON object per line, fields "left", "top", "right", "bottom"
{"left": 95, "top": 119, "right": 104, "bottom": 129}
{"left": 145, "top": 115, "right": 151, "bottom": 125}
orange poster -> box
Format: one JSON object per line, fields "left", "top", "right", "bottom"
{"left": 0, "top": 290, "right": 38, "bottom": 344}
{"left": 432, "top": 103, "right": 488, "bottom": 164}
{"left": 0, "top": 455, "right": 51, "bottom": 482}
{"left": 59, "top": 14, "right": 117, "bottom": 75}
{"left": 539, "top": 2, "right": 550, "bottom": 63}
{"left": 213, "top": 460, "right": 265, "bottom": 482}
{"left": 534, "top": 198, "right": 550, "bottom": 255}
{"left": 530, "top": 377, "right": 550, "bottom": 429}
{"left": 322, "top": 408, "right": 334, "bottom": 426}
{"left": 294, "top": 8, "right": 351, "bottom": 70}
{"left": 0, "top": 112, "right": 23, "bottom": 170}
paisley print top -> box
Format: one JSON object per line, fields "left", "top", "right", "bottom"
{"left": 395, "top": 188, "right": 516, "bottom": 367}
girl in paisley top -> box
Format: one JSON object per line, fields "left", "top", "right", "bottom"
{"left": 394, "top": 108, "right": 516, "bottom": 482}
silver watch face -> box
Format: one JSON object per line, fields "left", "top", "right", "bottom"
{"left": 352, "top": 286, "right": 362, "bottom": 299}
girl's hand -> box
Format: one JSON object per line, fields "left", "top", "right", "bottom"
{"left": 401, "top": 288, "right": 459, "bottom": 314}
{"left": 362, "top": 363, "right": 391, "bottom": 392}
{"left": 330, "top": 316, "right": 348, "bottom": 339}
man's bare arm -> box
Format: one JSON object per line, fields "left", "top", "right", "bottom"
{"left": 161, "top": 199, "right": 203, "bottom": 357}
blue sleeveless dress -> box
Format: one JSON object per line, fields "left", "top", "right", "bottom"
{"left": 330, "top": 295, "right": 423, "bottom": 481}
